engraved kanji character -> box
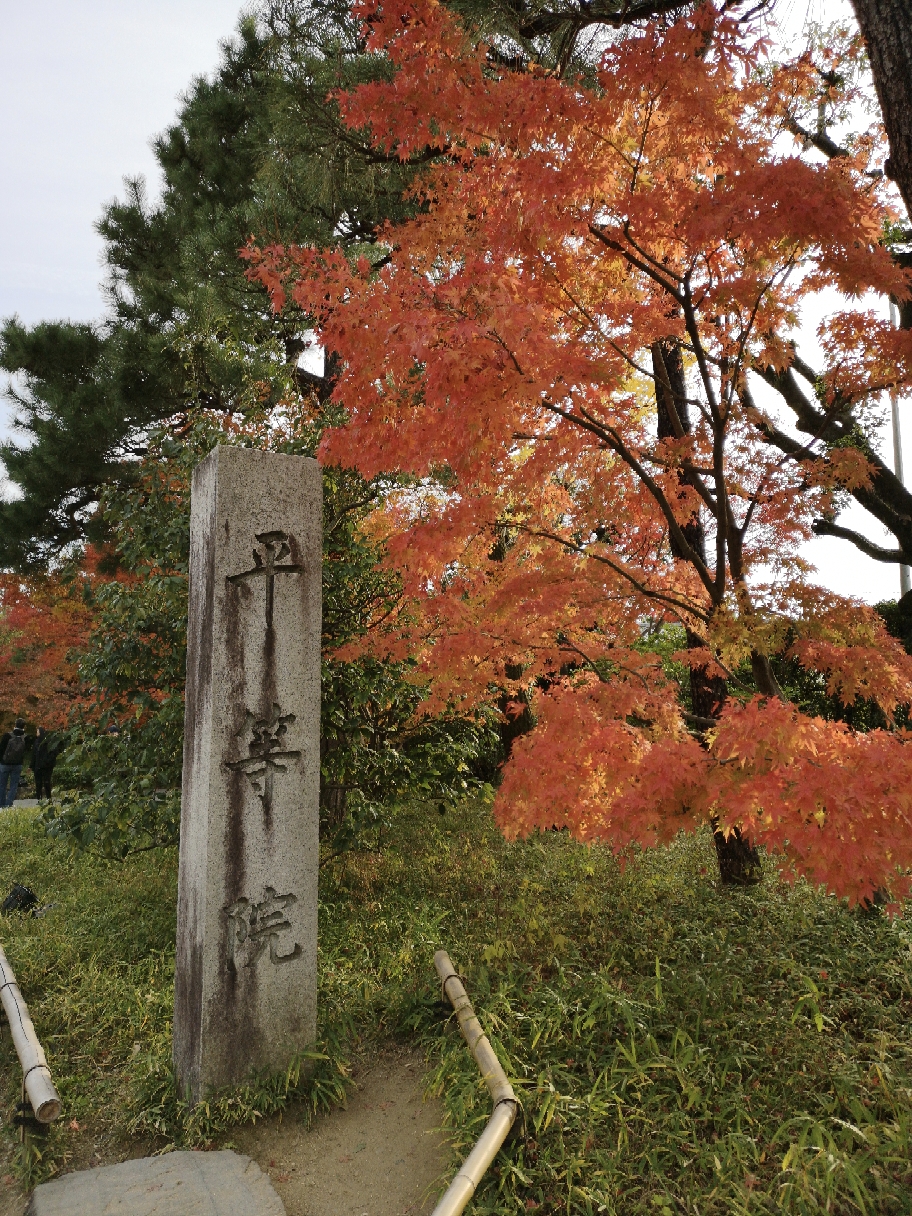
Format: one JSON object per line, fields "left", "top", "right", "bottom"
{"left": 226, "top": 704, "right": 301, "bottom": 810}
{"left": 224, "top": 886, "right": 302, "bottom": 969}
{"left": 227, "top": 531, "right": 303, "bottom": 626}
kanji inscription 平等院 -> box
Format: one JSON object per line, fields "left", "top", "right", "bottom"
{"left": 174, "top": 447, "right": 321, "bottom": 1101}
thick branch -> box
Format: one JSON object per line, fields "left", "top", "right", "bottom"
{"left": 811, "top": 518, "right": 910, "bottom": 563}
{"left": 517, "top": 0, "right": 691, "bottom": 38}
{"left": 756, "top": 365, "right": 850, "bottom": 440}
{"left": 750, "top": 372, "right": 912, "bottom": 554}
{"left": 588, "top": 224, "right": 683, "bottom": 300}
{"left": 784, "top": 116, "right": 849, "bottom": 161}
{"left": 541, "top": 396, "right": 717, "bottom": 594}
{"left": 293, "top": 366, "right": 330, "bottom": 394}
{"left": 746, "top": 393, "right": 912, "bottom": 578}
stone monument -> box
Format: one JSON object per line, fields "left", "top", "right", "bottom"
{"left": 173, "top": 446, "right": 321, "bottom": 1102}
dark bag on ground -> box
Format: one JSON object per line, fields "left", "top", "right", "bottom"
{"left": 2, "top": 884, "right": 38, "bottom": 914}
{"left": 2, "top": 734, "right": 26, "bottom": 765}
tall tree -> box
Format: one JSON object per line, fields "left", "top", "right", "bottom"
{"left": 850, "top": 0, "right": 912, "bottom": 217}
{"left": 252, "top": 0, "right": 912, "bottom": 901}
{"left": 0, "top": 568, "right": 93, "bottom": 730}
{"left": 0, "top": 319, "right": 170, "bottom": 567}
{"left": 0, "top": 2, "right": 416, "bottom": 569}
{"left": 2, "top": 3, "right": 494, "bottom": 852}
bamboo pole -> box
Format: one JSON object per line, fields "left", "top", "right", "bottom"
{"left": 0, "top": 942, "right": 61, "bottom": 1123}
{"left": 431, "top": 950, "right": 518, "bottom": 1216}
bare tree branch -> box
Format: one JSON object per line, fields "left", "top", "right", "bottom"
{"left": 784, "top": 115, "right": 850, "bottom": 161}
{"left": 811, "top": 518, "right": 911, "bottom": 563}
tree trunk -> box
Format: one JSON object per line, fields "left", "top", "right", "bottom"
{"left": 652, "top": 339, "right": 728, "bottom": 718}
{"left": 851, "top": 0, "right": 912, "bottom": 219}
{"left": 652, "top": 340, "right": 762, "bottom": 884}
{"left": 712, "top": 825, "right": 764, "bottom": 885}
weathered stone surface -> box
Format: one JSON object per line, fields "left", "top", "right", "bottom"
{"left": 173, "top": 446, "right": 321, "bottom": 1101}
{"left": 26, "top": 1150, "right": 285, "bottom": 1216}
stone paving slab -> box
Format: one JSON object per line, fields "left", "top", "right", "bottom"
{"left": 26, "top": 1150, "right": 285, "bottom": 1216}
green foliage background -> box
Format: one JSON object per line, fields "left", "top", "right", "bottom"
{"left": 43, "top": 414, "right": 497, "bottom": 857}
{"left": 0, "top": 0, "right": 416, "bottom": 569}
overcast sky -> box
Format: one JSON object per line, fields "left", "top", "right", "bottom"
{"left": 1, "top": 0, "right": 246, "bottom": 326}
{"left": 0, "top": 0, "right": 910, "bottom": 603}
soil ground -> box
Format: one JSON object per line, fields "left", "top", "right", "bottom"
{"left": 0, "top": 1169, "right": 23, "bottom": 1216}
{"left": 228, "top": 1047, "right": 450, "bottom": 1216}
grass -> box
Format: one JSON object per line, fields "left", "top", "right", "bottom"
{"left": 0, "top": 798, "right": 909, "bottom": 1212}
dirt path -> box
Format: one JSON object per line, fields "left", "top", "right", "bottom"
{"left": 0, "top": 1046, "right": 449, "bottom": 1216}
{"left": 0, "top": 1171, "right": 23, "bottom": 1216}
{"left": 229, "top": 1048, "right": 451, "bottom": 1216}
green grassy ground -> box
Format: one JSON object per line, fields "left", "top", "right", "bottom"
{"left": 0, "top": 799, "right": 909, "bottom": 1213}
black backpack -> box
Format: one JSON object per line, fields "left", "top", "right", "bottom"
{"left": 1, "top": 884, "right": 38, "bottom": 915}
{"left": 2, "top": 733, "right": 25, "bottom": 765}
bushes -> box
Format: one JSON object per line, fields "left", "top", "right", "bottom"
{"left": 42, "top": 420, "right": 497, "bottom": 858}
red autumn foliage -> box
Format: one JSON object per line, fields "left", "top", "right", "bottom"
{"left": 248, "top": 1, "right": 912, "bottom": 903}
{"left": 0, "top": 567, "right": 96, "bottom": 729}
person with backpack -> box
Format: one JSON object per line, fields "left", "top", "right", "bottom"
{"left": 31, "top": 727, "right": 63, "bottom": 801}
{"left": 0, "top": 719, "right": 31, "bottom": 807}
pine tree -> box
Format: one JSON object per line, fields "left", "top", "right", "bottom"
{"left": 2, "top": 2, "right": 495, "bottom": 854}
{"left": 0, "top": 3, "right": 417, "bottom": 568}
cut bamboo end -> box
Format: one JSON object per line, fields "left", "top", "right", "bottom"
{"left": 0, "top": 943, "right": 61, "bottom": 1123}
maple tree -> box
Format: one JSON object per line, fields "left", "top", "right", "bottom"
{"left": 250, "top": 0, "right": 912, "bottom": 902}
{"left": 0, "top": 568, "right": 94, "bottom": 731}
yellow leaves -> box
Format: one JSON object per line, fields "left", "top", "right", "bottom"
{"left": 698, "top": 603, "right": 789, "bottom": 675}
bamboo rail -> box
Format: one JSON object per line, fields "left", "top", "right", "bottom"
{"left": 0, "top": 942, "right": 61, "bottom": 1123}
{"left": 431, "top": 950, "right": 518, "bottom": 1216}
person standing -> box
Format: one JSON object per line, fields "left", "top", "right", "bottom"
{"left": 31, "top": 727, "right": 63, "bottom": 801}
{"left": 0, "top": 719, "right": 31, "bottom": 807}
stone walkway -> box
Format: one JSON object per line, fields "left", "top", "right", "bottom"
{"left": 26, "top": 1151, "right": 284, "bottom": 1215}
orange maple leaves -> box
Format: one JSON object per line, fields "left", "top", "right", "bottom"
{"left": 499, "top": 685, "right": 912, "bottom": 906}
{"left": 248, "top": 0, "right": 912, "bottom": 902}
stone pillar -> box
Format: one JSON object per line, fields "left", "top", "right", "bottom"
{"left": 173, "top": 446, "right": 321, "bottom": 1102}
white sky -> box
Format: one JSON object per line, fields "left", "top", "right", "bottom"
{"left": 0, "top": 0, "right": 246, "bottom": 325}
{"left": 759, "top": 0, "right": 912, "bottom": 604}
{"left": 0, "top": 0, "right": 910, "bottom": 603}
